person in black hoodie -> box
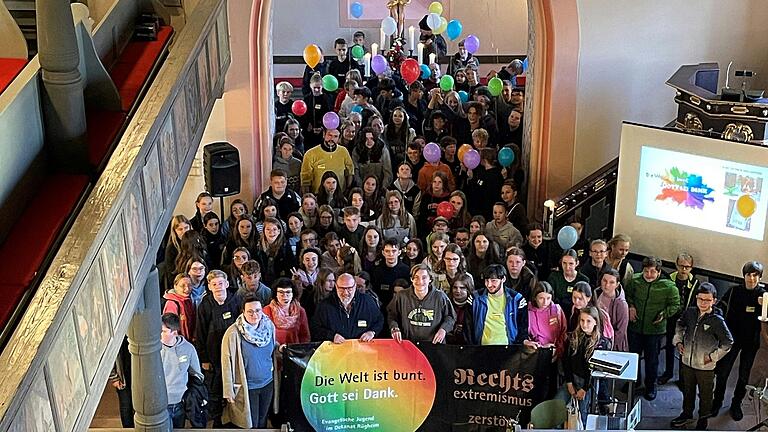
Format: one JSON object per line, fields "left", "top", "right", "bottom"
{"left": 252, "top": 217, "right": 296, "bottom": 286}
{"left": 712, "top": 261, "right": 766, "bottom": 420}
{"left": 301, "top": 73, "right": 335, "bottom": 149}
{"left": 189, "top": 192, "right": 214, "bottom": 233}
{"left": 202, "top": 212, "right": 226, "bottom": 270}
{"left": 195, "top": 270, "right": 240, "bottom": 427}
{"left": 522, "top": 224, "right": 555, "bottom": 282}
{"left": 274, "top": 81, "right": 294, "bottom": 133}
{"left": 466, "top": 148, "right": 505, "bottom": 219}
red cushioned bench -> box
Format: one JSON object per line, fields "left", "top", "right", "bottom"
{"left": 0, "top": 58, "right": 27, "bottom": 94}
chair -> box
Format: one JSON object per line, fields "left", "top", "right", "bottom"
{"left": 528, "top": 399, "right": 568, "bottom": 429}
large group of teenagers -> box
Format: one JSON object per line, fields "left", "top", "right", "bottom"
{"left": 109, "top": 19, "right": 768, "bottom": 431}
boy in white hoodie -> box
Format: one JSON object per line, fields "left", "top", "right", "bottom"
{"left": 161, "top": 313, "right": 202, "bottom": 428}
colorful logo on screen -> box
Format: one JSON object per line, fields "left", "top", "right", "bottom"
{"left": 300, "top": 340, "right": 436, "bottom": 431}
{"left": 655, "top": 167, "right": 714, "bottom": 209}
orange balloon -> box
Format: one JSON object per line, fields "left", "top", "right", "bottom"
{"left": 737, "top": 194, "right": 757, "bottom": 218}
{"left": 303, "top": 44, "right": 322, "bottom": 69}
{"left": 458, "top": 144, "right": 472, "bottom": 163}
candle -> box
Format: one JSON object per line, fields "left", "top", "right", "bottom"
{"left": 761, "top": 292, "right": 768, "bottom": 321}
{"left": 429, "top": 53, "right": 436, "bottom": 66}
{"left": 417, "top": 42, "right": 424, "bottom": 64}
{"left": 409, "top": 26, "right": 415, "bottom": 51}
{"left": 380, "top": 28, "right": 386, "bottom": 50}
{"left": 371, "top": 43, "right": 378, "bottom": 56}
{"left": 544, "top": 200, "right": 556, "bottom": 239}
{"left": 363, "top": 53, "right": 371, "bottom": 77}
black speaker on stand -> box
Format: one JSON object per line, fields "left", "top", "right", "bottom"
{"left": 203, "top": 142, "right": 241, "bottom": 217}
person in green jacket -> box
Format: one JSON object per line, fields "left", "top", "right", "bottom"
{"left": 625, "top": 256, "right": 680, "bottom": 401}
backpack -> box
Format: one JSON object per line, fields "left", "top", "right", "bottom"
{"left": 161, "top": 296, "right": 181, "bottom": 316}
{"left": 183, "top": 373, "right": 209, "bottom": 427}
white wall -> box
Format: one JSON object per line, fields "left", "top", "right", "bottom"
{"left": 573, "top": 0, "right": 768, "bottom": 182}
{"left": 272, "top": 0, "right": 528, "bottom": 77}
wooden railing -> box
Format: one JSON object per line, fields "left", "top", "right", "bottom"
{"left": 0, "top": 0, "right": 230, "bottom": 430}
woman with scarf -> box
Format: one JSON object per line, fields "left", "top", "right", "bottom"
{"left": 264, "top": 278, "right": 311, "bottom": 346}
{"left": 221, "top": 293, "right": 277, "bottom": 428}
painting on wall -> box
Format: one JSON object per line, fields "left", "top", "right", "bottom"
{"left": 73, "top": 261, "right": 112, "bottom": 385}
{"left": 173, "top": 89, "right": 190, "bottom": 166}
{"left": 9, "top": 371, "right": 55, "bottom": 432}
{"left": 185, "top": 61, "right": 201, "bottom": 136}
{"left": 101, "top": 217, "right": 131, "bottom": 326}
{"left": 47, "top": 316, "right": 86, "bottom": 432}
{"left": 157, "top": 112, "right": 178, "bottom": 201}
{"left": 197, "top": 43, "right": 210, "bottom": 112}
{"left": 216, "top": 6, "right": 230, "bottom": 68}
{"left": 125, "top": 182, "right": 148, "bottom": 277}
{"left": 142, "top": 144, "right": 164, "bottom": 235}
{"left": 207, "top": 24, "right": 220, "bottom": 93}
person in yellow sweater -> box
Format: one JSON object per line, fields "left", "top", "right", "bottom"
{"left": 300, "top": 128, "right": 354, "bottom": 194}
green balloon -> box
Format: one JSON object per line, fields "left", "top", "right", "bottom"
{"left": 322, "top": 74, "right": 339, "bottom": 92}
{"left": 488, "top": 77, "right": 503, "bottom": 97}
{"left": 439, "top": 75, "right": 455, "bottom": 92}
{"left": 351, "top": 45, "right": 365, "bottom": 60}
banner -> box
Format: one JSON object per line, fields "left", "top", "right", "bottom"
{"left": 281, "top": 340, "right": 552, "bottom": 432}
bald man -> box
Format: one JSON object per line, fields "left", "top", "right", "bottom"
{"left": 311, "top": 273, "right": 383, "bottom": 343}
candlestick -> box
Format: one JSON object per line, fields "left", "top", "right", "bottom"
{"left": 543, "top": 200, "right": 556, "bottom": 239}
{"left": 380, "top": 28, "right": 386, "bottom": 50}
{"left": 371, "top": 43, "right": 379, "bottom": 56}
{"left": 429, "top": 53, "right": 436, "bottom": 65}
{"left": 363, "top": 53, "right": 371, "bottom": 77}
{"left": 409, "top": 26, "right": 415, "bottom": 51}
{"left": 417, "top": 43, "right": 424, "bottom": 65}
{"left": 761, "top": 292, "right": 768, "bottom": 321}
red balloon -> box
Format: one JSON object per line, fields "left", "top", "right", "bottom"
{"left": 292, "top": 100, "right": 307, "bottom": 116}
{"left": 400, "top": 58, "right": 420, "bottom": 85}
{"left": 436, "top": 201, "right": 456, "bottom": 219}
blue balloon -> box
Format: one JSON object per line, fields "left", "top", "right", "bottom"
{"left": 419, "top": 64, "right": 431, "bottom": 79}
{"left": 458, "top": 90, "right": 469, "bottom": 103}
{"left": 350, "top": 2, "right": 363, "bottom": 18}
{"left": 557, "top": 226, "right": 579, "bottom": 250}
{"left": 351, "top": 104, "right": 363, "bottom": 113}
{"left": 522, "top": 57, "right": 528, "bottom": 72}
{"left": 445, "top": 19, "right": 463, "bottom": 41}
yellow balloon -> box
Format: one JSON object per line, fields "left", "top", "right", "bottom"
{"left": 737, "top": 194, "right": 757, "bottom": 218}
{"left": 429, "top": 2, "right": 443, "bottom": 15}
{"left": 458, "top": 144, "right": 472, "bottom": 163}
{"left": 434, "top": 16, "right": 448, "bottom": 35}
{"left": 303, "top": 44, "right": 322, "bottom": 69}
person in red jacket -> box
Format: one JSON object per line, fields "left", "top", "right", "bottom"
{"left": 163, "top": 273, "right": 197, "bottom": 342}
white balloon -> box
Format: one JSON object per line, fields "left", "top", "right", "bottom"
{"left": 427, "top": 12, "right": 441, "bottom": 30}
{"left": 381, "top": 17, "right": 397, "bottom": 36}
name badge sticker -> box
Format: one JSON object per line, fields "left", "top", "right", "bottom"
{"left": 747, "top": 306, "right": 756, "bottom": 313}
{"left": 549, "top": 316, "right": 559, "bottom": 326}
{"left": 567, "top": 286, "right": 574, "bottom": 293}
{"left": 223, "top": 312, "right": 232, "bottom": 319}
{"left": 357, "top": 320, "right": 367, "bottom": 327}
{"left": 179, "top": 355, "right": 189, "bottom": 362}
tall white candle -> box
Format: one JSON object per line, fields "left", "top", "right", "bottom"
{"left": 380, "top": 29, "right": 386, "bottom": 50}
{"left": 363, "top": 53, "right": 371, "bottom": 77}
{"left": 409, "top": 26, "right": 415, "bottom": 51}
{"left": 429, "top": 53, "right": 436, "bottom": 65}
{"left": 371, "top": 43, "right": 379, "bottom": 56}
{"left": 761, "top": 292, "right": 768, "bottom": 320}
{"left": 417, "top": 43, "right": 424, "bottom": 65}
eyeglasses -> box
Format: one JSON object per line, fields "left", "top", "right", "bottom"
{"left": 337, "top": 285, "right": 356, "bottom": 291}
{"left": 277, "top": 290, "right": 293, "bottom": 295}
{"left": 320, "top": 215, "right": 333, "bottom": 220}
{"left": 444, "top": 257, "right": 460, "bottom": 261}
{"left": 190, "top": 266, "right": 206, "bottom": 271}
{"left": 677, "top": 264, "right": 693, "bottom": 270}
{"left": 244, "top": 309, "right": 262, "bottom": 315}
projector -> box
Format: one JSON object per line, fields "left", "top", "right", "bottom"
{"left": 589, "top": 351, "right": 629, "bottom": 376}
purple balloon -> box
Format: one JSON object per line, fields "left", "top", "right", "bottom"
{"left": 322, "top": 112, "right": 340, "bottom": 129}
{"left": 463, "top": 149, "right": 480, "bottom": 169}
{"left": 464, "top": 35, "right": 480, "bottom": 54}
{"left": 371, "top": 55, "right": 389, "bottom": 75}
{"left": 423, "top": 142, "right": 441, "bottom": 164}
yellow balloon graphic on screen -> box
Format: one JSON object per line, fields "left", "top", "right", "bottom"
{"left": 737, "top": 195, "right": 756, "bottom": 218}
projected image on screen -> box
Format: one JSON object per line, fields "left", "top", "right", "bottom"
{"left": 637, "top": 146, "right": 767, "bottom": 241}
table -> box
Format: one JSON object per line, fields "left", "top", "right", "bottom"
{"left": 589, "top": 351, "right": 640, "bottom": 429}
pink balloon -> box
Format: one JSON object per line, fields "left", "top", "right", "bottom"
{"left": 463, "top": 149, "right": 480, "bottom": 169}
{"left": 423, "top": 142, "right": 442, "bottom": 164}
{"left": 322, "top": 112, "right": 340, "bottom": 129}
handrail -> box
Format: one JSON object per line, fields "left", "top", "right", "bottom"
{"left": 551, "top": 157, "right": 619, "bottom": 228}
{"left": 0, "top": 0, "right": 230, "bottom": 430}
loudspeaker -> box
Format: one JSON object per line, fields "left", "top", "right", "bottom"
{"left": 203, "top": 142, "right": 240, "bottom": 197}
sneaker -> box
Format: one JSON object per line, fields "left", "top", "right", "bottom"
{"left": 730, "top": 403, "right": 744, "bottom": 421}
{"left": 670, "top": 414, "right": 694, "bottom": 428}
{"left": 658, "top": 372, "right": 673, "bottom": 385}
{"left": 695, "top": 418, "right": 708, "bottom": 430}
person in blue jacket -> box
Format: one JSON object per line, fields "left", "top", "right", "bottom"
{"left": 469, "top": 264, "right": 532, "bottom": 346}
{"left": 311, "top": 272, "right": 383, "bottom": 343}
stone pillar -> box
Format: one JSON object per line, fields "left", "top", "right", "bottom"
{"left": 37, "top": 0, "right": 88, "bottom": 172}
{"left": 128, "top": 268, "right": 171, "bottom": 431}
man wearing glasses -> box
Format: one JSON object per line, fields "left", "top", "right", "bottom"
{"left": 580, "top": 239, "right": 611, "bottom": 288}
{"left": 311, "top": 273, "right": 383, "bottom": 344}
{"left": 660, "top": 253, "right": 700, "bottom": 385}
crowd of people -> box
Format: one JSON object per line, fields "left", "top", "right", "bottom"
{"left": 109, "top": 21, "right": 768, "bottom": 431}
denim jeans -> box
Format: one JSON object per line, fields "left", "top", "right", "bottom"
{"left": 248, "top": 381, "right": 274, "bottom": 428}
{"left": 629, "top": 331, "right": 663, "bottom": 390}
{"left": 167, "top": 401, "right": 185, "bottom": 428}
{"left": 558, "top": 375, "right": 592, "bottom": 424}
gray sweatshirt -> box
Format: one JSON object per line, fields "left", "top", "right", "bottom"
{"left": 387, "top": 287, "right": 456, "bottom": 343}
{"left": 673, "top": 307, "right": 733, "bottom": 371}
{"left": 161, "top": 335, "right": 202, "bottom": 404}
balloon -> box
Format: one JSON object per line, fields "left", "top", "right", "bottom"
{"left": 463, "top": 149, "right": 480, "bottom": 169}
{"left": 439, "top": 74, "right": 454, "bottom": 92}
{"left": 350, "top": 2, "right": 363, "bottom": 18}
{"left": 446, "top": 19, "right": 463, "bottom": 41}
{"left": 322, "top": 111, "right": 340, "bottom": 129}
{"left": 464, "top": 34, "right": 480, "bottom": 54}
{"left": 303, "top": 44, "right": 322, "bottom": 69}
{"left": 557, "top": 226, "right": 579, "bottom": 250}
{"left": 498, "top": 147, "right": 515, "bottom": 167}
{"left": 522, "top": 57, "right": 529, "bottom": 72}
{"left": 488, "top": 77, "right": 503, "bottom": 97}
{"left": 457, "top": 144, "right": 472, "bottom": 162}
{"left": 434, "top": 16, "right": 448, "bottom": 34}
{"left": 420, "top": 64, "right": 432, "bottom": 79}
{"left": 322, "top": 74, "right": 339, "bottom": 92}
{"left": 423, "top": 142, "right": 441, "bottom": 164}
{"left": 371, "top": 55, "right": 388, "bottom": 75}
{"left": 429, "top": 1, "right": 443, "bottom": 15}
{"left": 350, "top": 45, "right": 365, "bottom": 60}
{"left": 351, "top": 105, "right": 363, "bottom": 113}
{"left": 427, "top": 12, "right": 441, "bottom": 31}
{"left": 458, "top": 90, "right": 469, "bottom": 103}
{"left": 291, "top": 100, "right": 307, "bottom": 116}
{"left": 401, "top": 58, "right": 420, "bottom": 85}
{"left": 737, "top": 195, "right": 757, "bottom": 218}
{"left": 437, "top": 201, "right": 456, "bottom": 219}
{"left": 381, "top": 17, "right": 397, "bottom": 36}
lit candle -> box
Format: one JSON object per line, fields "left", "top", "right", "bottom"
{"left": 761, "top": 292, "right": 768, "bottom": 321}
{"left": 363, "top": 53, "right": 371, "bottom": 77}
{"left": 409, "top": 26, "right": 415, "bottom": 51}
{"left": 417, "top": 42, "right": 424, "bottom": 64}
{"left": 544, "top": 200, "right": 556, "bottom": 239}
{"left": 429, "top": 53, "right": 436, "bottom": 65}
{"left": 371, "top": 43, "right": 379, "bottom": 56}
{"left": 380, "top": 28, "right": 386, "bottom": 50}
